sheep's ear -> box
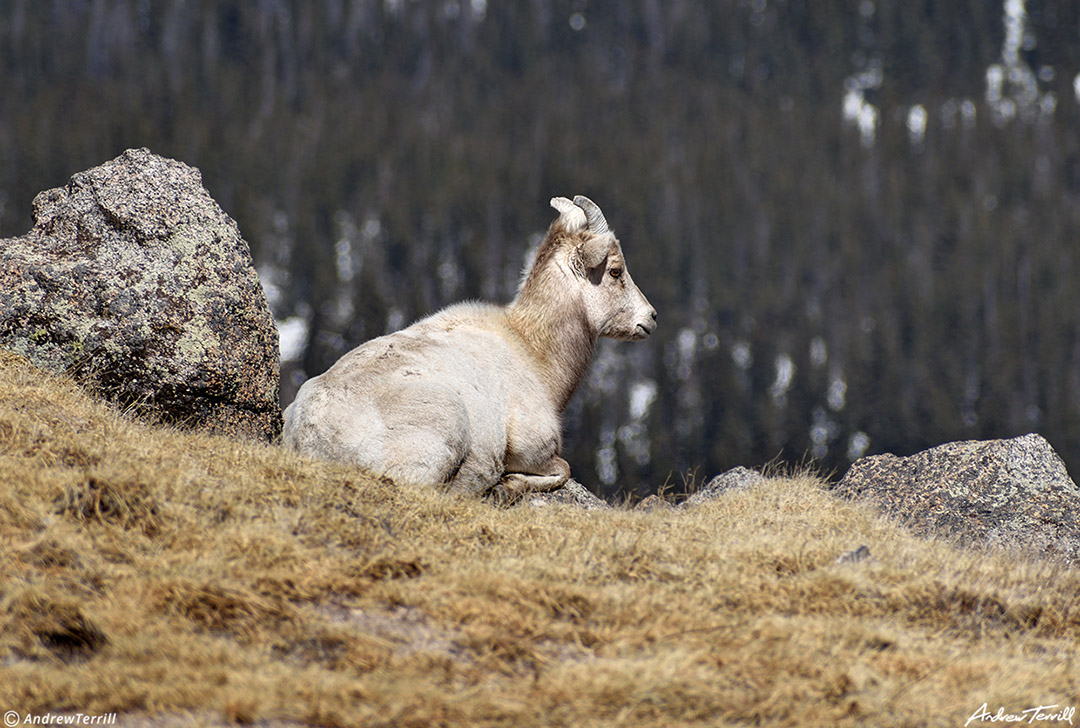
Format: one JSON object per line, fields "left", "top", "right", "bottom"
{"left": 550, "top": 197, "right": 587, "bottom": 232}
{"left": 580, "top": 234, "right": 609, "bottom": 270}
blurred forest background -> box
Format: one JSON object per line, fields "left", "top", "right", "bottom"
{"left": 2, "top": 0, "right": 1080, "bottom": 499}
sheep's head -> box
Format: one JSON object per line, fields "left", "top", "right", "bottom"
{"left": 548, "top": 196, "right": 657, "bottom": 341}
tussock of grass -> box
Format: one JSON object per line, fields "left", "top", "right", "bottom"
{"left": 1, "top": 349, "right": 1078, "bottom": 726}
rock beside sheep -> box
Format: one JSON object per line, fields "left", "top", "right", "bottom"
{"left": 834, "top": 433, "right": 1080, "bottom": 563}
{"left": 0, "top": 148, "right": 281, "bottom": 441}
{"left": 682, "top": 466, "right": 767, "bottom": 507}
{"left": 522, "top": 479, "right": 612, "bottom": 510}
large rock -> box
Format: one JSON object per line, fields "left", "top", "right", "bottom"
{"left": 834, "top": 433, "right": 1080, "bottom": 563}
{"left": 0, "top": 148, "right": 281, "bottom": 441}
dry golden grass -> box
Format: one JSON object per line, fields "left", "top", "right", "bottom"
{"left": 1, "top": 349, "right": 1078, "bottom": 727}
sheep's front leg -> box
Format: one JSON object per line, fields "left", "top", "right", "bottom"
{"left": 490, "top": 455, "right": 571, "bottom": 505}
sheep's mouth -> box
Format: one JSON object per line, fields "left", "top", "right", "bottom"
{"left": 633, "top": 322, "right": 655, "bottom": 339}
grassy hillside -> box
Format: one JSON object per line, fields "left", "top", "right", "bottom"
{"left": 0, "top": 350, "right": 1077, "bottom": 727}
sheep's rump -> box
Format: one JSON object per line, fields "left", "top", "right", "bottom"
{"left": 282, "top": 303, "right": 560, "bottom": 495}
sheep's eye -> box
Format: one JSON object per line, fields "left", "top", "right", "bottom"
{"left": 609, "top": 268, "right": 622, "bottom": 280}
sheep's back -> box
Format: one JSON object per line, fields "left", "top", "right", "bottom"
{"left": 286, "top": 302, "right": 559, "bottom": 494}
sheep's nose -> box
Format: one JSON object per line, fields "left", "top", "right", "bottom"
{"left": 637, "top": 309, "right": 658, "bottom": 338}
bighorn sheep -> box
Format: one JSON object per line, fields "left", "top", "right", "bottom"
{"left": 282, "top": 196, "right": 657, "bottom": 501}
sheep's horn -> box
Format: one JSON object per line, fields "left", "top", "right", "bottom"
{"left": 550, "top": 197, "right": 577, "bottom": 216}
{"left": 551, "top": 196, "right": 587, "bottom": 230}
{"left": 573, "top": 195, "right": 609, "bottom": 234}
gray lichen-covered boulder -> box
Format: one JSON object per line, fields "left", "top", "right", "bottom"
{"left": 834, "top": 433, "right": 1080, "bottom": 563}
{"left": 682, "top": 466, "right": 766, "bottom": 507}
{"left": 520, "top": 479, "right": 611, "bottom": 510}
{"left": 0, "top": 148, "right": 281, "bottom": 441}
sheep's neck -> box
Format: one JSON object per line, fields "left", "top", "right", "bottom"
{"left": 507, "top": 291, "right": 596, "bottom": 413}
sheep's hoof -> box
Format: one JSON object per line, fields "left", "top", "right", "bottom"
{"left": 487, "top": 472, "right": 567, "bottom": 507}
{"left": 487, "top": 476, "right": 530, "bottom": 507}
{"left": 486, "top": 482, "right": 520, "bottom": 507}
